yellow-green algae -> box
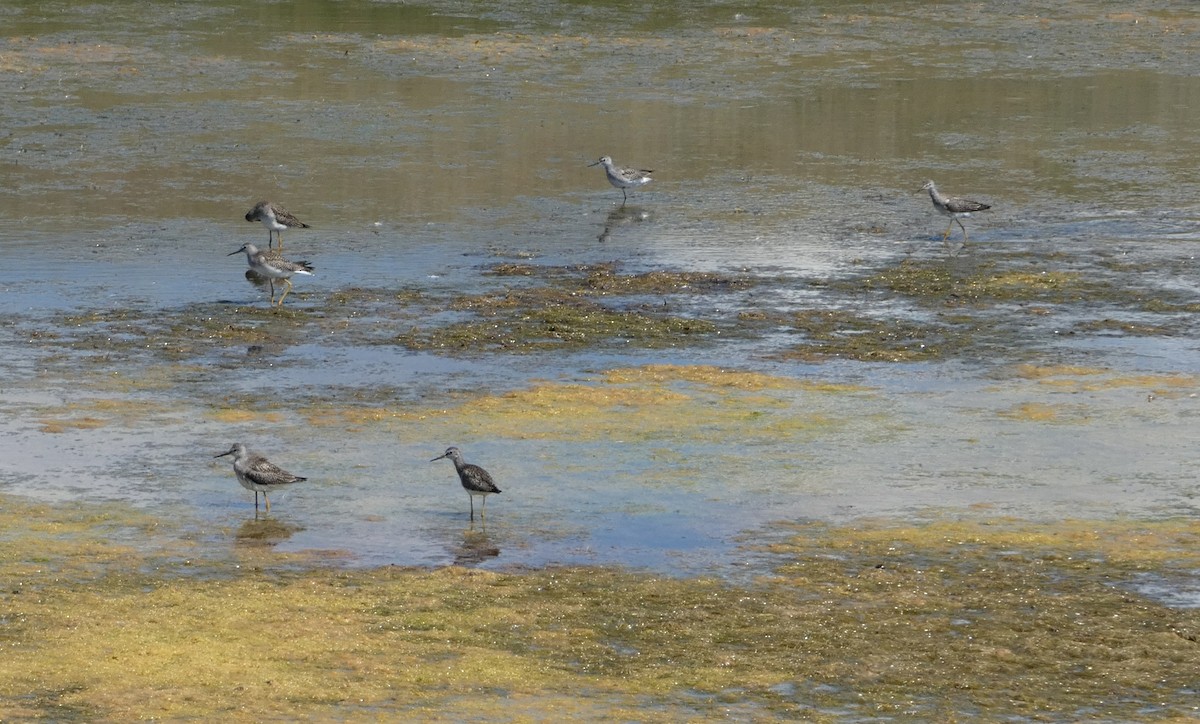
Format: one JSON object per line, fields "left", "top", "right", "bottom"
{"left": 998, "top": 401, "right": 1071, "bottom": 423}
{"left": 984, "top": 365, "right": 1198, "bottom": 424}
{"left": 298, "top": 365, "right": 869, "bottom": 443}
{"left": 1005, "top": 364, "right": 1196, "bottom": 395}
{"left": 2, "top": 494, "right": 1199, "bottom": 720}
{"left": 36, "top": 398, "right": 184, "bottom": 433}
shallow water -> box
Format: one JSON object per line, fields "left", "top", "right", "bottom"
{"left": 2, "top": 0, "right": 1200, "bottom": 580}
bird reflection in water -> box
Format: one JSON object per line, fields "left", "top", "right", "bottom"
{"left": 234, "top": 516, "right": 302, "bottom": 550}
{"left": 453, "top": 526, "right": 500, "bottom": 566}
{"left": 598, "top": 205, "right": 650, "bottom": 243}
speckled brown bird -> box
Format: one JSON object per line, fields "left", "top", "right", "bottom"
{"left": 245, "top": 200, "right": 310, "bottom": 249}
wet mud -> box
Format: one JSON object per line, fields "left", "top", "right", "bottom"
{"left": 2, "top": 496, "right": 1198, "bottom": 721}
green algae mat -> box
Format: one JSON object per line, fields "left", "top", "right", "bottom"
{"left": 2, "top": 495, "right": 1198, "bottom": 721}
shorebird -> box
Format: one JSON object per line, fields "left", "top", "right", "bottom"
{"left": 245, "top": 201, "right": 310, "bottom": 250}
{"left": 921, "top": 180, "right": 991, "bottom": 243}
{"left": 431, "top": 447, "right": 501, "bottom": 522}
{"left": 589, "top": 156, "right": 653, "bottom": 204}
{"left": 227, "top": 242, "right": 314, "bottom": 306}
{"left": 214, "top": 443, "right": 307, "bottom": 513}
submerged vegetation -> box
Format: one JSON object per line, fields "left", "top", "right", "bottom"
{"left": 35, "top": 247, "right": 1200, "bottom": 368}
{"left": 774, "top": 251, "right": 1200, "bottom": 362}
{"left": 44, "top": 262, "right": 747, "bottom": 362}
{"left": 396, "top": 263, "right": 752, "bottom": 352}
{"left": 398, "top": 291, "right": 718, "bottom": 352}
{"left": 1, "top": 494, "right": 1198, "bottom": 721}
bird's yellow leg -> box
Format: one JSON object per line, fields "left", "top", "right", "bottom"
{"left": 264, "top": 492, "right": 271, "bottom": 513}
{"left": 943, "top": 218, "right": 955, "bottom": 241}
{"left": 276, "top": 278, "right": 293, "bottom": 306}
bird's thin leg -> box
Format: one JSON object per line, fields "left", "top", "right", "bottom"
{"left": 956, "top": 218, "right": 969, "bottom": 242}
{"left": 268, "top": 232, "right": 275, "bottom": 250}
{"left": 277, "top": 231, "right": 284, "bottom": 251}
{"left": 276, "top": 278, "right": 293, "bottom": 306}
{"left": 621, "top": 188, "right": 628, "bottom": 206}
{"left": 481, "top": 497, "right": 487, "bottom": 521}
{"left": 267, "top": 278, "right": 276, "bottom": 304}
{"left": 469, "top": 495, "right": 475, "bottom": 521}
{"left": 264, "top": 492, "right": 271, "bottom": 513}
{"left": 254, "top": 491, "right": 260, "bottom": 510}
{"left": 942, "top": 218, "right": 955, "bottom": 241}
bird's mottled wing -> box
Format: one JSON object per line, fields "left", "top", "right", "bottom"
{"left": 257, "top": 250, "right": 314, "bottom": 275}
{"left": 273, "top": 205, "right": 311, "bottom": 230}
{"left": 244, "top": 456, "right": 305, "bottom": 487}
{"left": 461, "top": 463, "right": 501, "bottom": 494}
{"left": 945, "top": 197, "right": 990, "bottom": 214}
{"left": 279, "top": 258, "right": 314, "bottom": 275}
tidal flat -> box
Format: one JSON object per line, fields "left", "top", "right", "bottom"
{"left": 3, "top": 495, "right": 1199, "bottom": 721}
{"left": 4, "top": 0, "right": 1200, "bottom": 719}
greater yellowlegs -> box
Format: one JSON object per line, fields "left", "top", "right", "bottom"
{"left": 214, "top": 443, "right": 307, "bottom": 512}
{"left": 431, "top": 447, "right": 501, "bottom": 521}
{"left": 589, "top": 156, "right": 653, "bottom": 204}
{"left": 227, "top": 242, "right": 314, "bottom": 306}
{"left": 921, "top": 180, "right": 991, "bottom": 243}
{"left": 245, "top": 201, "right": 310, "bottom": 250}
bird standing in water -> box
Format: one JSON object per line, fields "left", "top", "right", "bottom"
{"left": 227, "top": 242, "right": 314, "bottom": 306}
{"left": 920, "top": 180, "right": 991, "bottom": 243}
{"left": 589, "top": 156, "right": 653, "bottom": 205}
{"left": 431, "top": 446, "right": 502, "bottom": 521}
{"left": 245, "top": 201, "right": 310, "bottom": 250}
{"left": 214, "top": 443, "right": 307, "bottom": 513}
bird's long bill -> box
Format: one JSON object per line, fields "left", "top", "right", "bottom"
{"left": 214, "top": 449, "right": 235, "bottom": 458}
{"left": 226, "top": 247, "right": 246, "bottom": 256}
{"left": 430, "top": 453, "right": 449, "bottom": 462}
{"left": 587, "top": 160, "right": 601, "bottom": 167}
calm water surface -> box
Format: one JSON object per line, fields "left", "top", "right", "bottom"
{"left": 2, "top": 0, "right": 1199, "bottom": 574}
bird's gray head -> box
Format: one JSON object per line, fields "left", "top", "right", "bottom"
{"left": 227, "top": 243, "right": 257, "bottom": 256}
{"left": 215, "top": 443, "right": 247, "bottom": 459}
{"left": 588, "top": 156, "right": 613, "bottom": 168}
{"left": 431, "top": 446, "right": 462, "bottom": 463}
{"left": 920, "top": 180, "right": 936, "bottom": 192}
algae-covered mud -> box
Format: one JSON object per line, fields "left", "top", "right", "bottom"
{"left": 3, "top": 0, "right": 1200, "bottom": 719}
{"left": 2, "top": 496, "right": 1199, "bottom": 721}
